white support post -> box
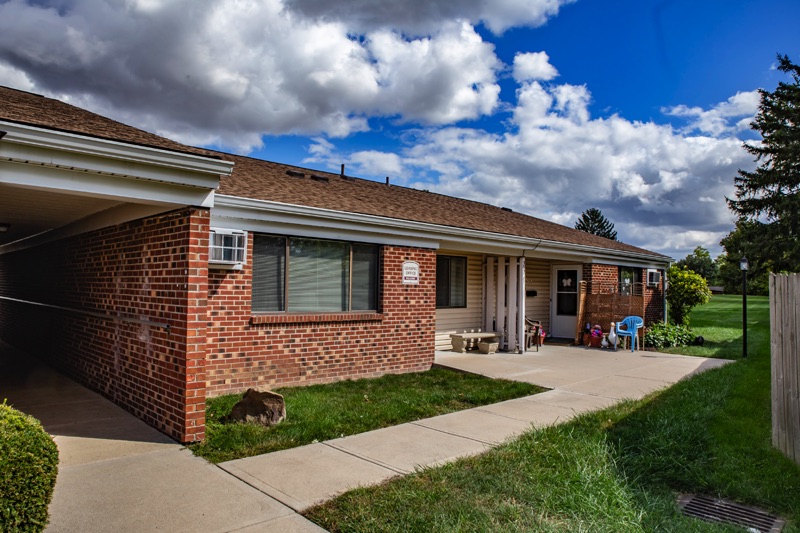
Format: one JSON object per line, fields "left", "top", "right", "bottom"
{"left": 508, "top": 257, "right": 518, "bottom": 352}
{"left": 484, "top": 257, "right": 495, "bottom": 333}
{"left": 496, "top": 257, "right": 506, "bottom": 350}
{"left": 518, "top": 256, "right": 526, "bottom": 353}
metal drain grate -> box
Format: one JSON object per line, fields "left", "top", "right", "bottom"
{"left": 678, "top": 494, "right": 785, "bottom": 532}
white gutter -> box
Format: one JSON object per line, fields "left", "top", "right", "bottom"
{"left": 214, "top": 194, "right": 672, "bottom": 267}
{"left": 0, "top": 121, "right": 233, "bottom": 188}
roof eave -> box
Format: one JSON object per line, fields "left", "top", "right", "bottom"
{"left": 213, "top": 194, "right": 672, "bottom": 266}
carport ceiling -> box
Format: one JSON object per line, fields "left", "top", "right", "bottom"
{"left": 0, "top": 183, "right": 122, "bottom": 248}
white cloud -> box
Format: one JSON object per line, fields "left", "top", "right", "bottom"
{"left": 0, "top": 62, "right": 35, "bottom": 91}
{"left": 0, "top": 0, "right": 754, "bottom": 261}
{"left": 513, "top": 52, "right": 559, "bottom": 82}
{"left": 348, "top": 150, "right": 404, "bottom": 178}
{"left": 663, "top": 90, "right": 760, "bottom": 136}
{"left": 398, "top": 83, "right": 753, "bottom": 260}
{"left": 367, "top": 22, "right": 501, "bottom": 124}
{"left": 0, "top": 0, "right": 509, "bottom": 152}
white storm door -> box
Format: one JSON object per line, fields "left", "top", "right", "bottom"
{"left": 550, "top": 265, "right": 581, "bottom": 339}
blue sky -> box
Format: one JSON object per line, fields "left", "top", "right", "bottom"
{"left": 1, "top": 0, "right": 798, "bottom": 260}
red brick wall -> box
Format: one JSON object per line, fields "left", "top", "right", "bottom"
{"left": 582, "top": 264, "right": 666, "bottom": 332}
{"left": 205, "top": 242, "right": 436, "bottom": 396}
{"left": 644, "top": 270, "right": 666, "bottom": 324}
{"left": 0, "top": 208, "right": 208, "bottom": 443}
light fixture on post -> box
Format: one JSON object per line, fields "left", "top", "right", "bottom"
{"left": 740, "top": 256, "right": 749, "bottom": 359}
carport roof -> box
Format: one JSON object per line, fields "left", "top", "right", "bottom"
{"left": 0, "top": 85, "right": 217, "bottom": 159}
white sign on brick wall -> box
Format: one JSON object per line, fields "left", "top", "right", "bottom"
{"left": 402, "top": 261, "right": 420, "bottom": 285}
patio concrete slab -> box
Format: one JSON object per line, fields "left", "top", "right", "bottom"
{"left": 412, "top": 407, "right": 537, "bottom": 445}
{"left": 476, "top": 396, "right": 581, "bottom": 426}
{"left": 327, "top": 423, "right": 491, "bottom": 474}
{"left": 220, "top": 442, "right": 398, "bottom": 512}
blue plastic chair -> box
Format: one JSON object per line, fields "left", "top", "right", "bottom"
{"left": 616, "top": 316, "right": 644, "bottom": 352}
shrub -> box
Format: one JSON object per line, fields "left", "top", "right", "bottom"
{"left": 644, "top": 322, "right": 694, "bottom": 349}
{"left": 0, "top": 402, "right": 59, "bottom": 532}
{"left": 666, "top": 265, "right": 711, "bottom": 325}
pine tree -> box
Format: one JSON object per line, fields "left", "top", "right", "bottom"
{"left": 727, "top": 54, "right": 800, "bottom": 271}
{"left": 574, "top": 208, "right": 617, "bottom": 240}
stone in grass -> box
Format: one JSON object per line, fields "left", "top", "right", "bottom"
{"left": 230, "top": 389, "right": 286, "bottom": 426}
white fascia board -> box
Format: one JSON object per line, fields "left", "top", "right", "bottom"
{"left": 0, "top": 121, "right": 232, "bottom": 189}
{"left": 213, "top": 194, "right": 671, "bottom": 263}
{"left": 1, "top": 160, "right": 215, "bottom": 207}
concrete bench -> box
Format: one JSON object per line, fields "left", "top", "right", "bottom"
{"left": 450, "top": 332, "right": 503, "bottom": 354}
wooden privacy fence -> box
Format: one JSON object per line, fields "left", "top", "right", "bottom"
{"left": 769, "top": 273, "right": 800, "bottom": 465}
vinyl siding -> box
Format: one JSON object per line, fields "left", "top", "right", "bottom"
{"left": 525, "top": 260, "right": 551, "bottom": 335}
{"left": 435, "top": 252, "right": 484, "bottom": 350}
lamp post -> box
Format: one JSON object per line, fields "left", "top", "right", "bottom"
{"left": 740, "top": 256, "right": 749, "bottom": 359}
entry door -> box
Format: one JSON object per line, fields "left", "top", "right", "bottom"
{"left": 550, "top": 265, "right": 581, "bottom": 339}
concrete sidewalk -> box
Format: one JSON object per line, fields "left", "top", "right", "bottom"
{"left": 0, "top": 342, "right": 325, "bottom": 533}
{"left": 1, "top": 342, "right": 730, "bottom": 531}
{"left": 219, "top": 346, "right": 731, "bottom": 512}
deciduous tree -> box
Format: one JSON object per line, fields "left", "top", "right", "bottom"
{"left": 666, "top": 265, "right": 711, "bottom": 326}
{"left": 676, "top": 246, "right": 718, "bottom": 283}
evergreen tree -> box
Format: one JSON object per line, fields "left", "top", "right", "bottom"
{"left": 574, "top": 208, "right": 617, "bottom": 240}
{"left": 727, "top": 54, "right": 800, "bottom": 272}
{"left": 717, "top": 220, "right": 771, "bottom": 295}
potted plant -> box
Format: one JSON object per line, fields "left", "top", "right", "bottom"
{"left": 589, "top": 324, "right": 603, "bottom": 347}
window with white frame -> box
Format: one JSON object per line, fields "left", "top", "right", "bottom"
{"left": 209, "top": 228, "right": 247, "bottom": 268}
{"left": 252, "top": 234, "right": 379, "bottom": 313}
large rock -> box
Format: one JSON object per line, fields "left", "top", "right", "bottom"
{"left": 230, "top": 389, "right": 286, "bottom": 426}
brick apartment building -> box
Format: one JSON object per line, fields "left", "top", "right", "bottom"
{"left": 0, "top": 85, "right": 671, "bottom": 442}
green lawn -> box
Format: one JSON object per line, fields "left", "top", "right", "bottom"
{"left": 305, "top": 295, "right": 800, "bottom": 532}
{"left": 191, "top": 368, "right": 544, "bottom": 463}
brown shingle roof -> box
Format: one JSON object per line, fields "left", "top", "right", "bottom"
{"left": 0, "top": 85, "right": 668, "bottom": 260}
{"left": 217, "top": 153, "right": 670, "bottom": 260}
{"left": 0, "top": 85, "right": 216, "bottom": 158}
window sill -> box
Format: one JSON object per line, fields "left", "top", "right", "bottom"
{"left": 250, "top": 312, "right": 384, "bottom": 325}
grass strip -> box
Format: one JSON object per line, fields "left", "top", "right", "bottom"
{"left": 305, "top": 295, "right": 800, "bottom": 531}
{"left": 191, "top": 367, "right": 545, "bottom": 463}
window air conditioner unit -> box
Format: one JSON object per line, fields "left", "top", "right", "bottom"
{"left": 209, "top": 228, "right": 247, "bottom": 270}
{"left": 647, "top": 269, "right": 662, "bottom": 287}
